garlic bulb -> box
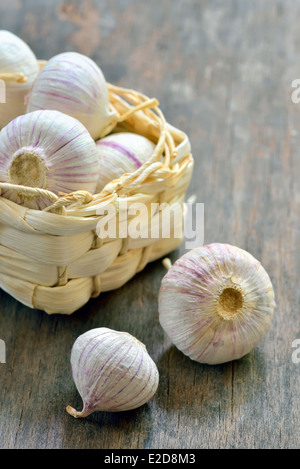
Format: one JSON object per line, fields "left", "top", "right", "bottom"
{"left": 95, "top": 132, "right": 156, "bottom": 191}
{"left": 26, "top": 52, "right": 117, "bottom": 140}
{"left": 0, "top": 110, "right": 100, "bottom": 209}
{"left": 159, "top": 244, "right": 276, "bottom": 365}
{"left": 66, "top": 328, "right": 159, "bottom": 417}
{"left": 0, "top": 30, "right": 39, "bottom": 128}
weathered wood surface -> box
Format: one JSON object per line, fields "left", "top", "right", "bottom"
{"left": 0, "top": 0, "right": 299, "bottom": 449}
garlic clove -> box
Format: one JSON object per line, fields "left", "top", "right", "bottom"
{"left": 26, "top": 52, "right": 117, "bottom": 140}
{"left": 158, "top": 244, "right": 276, "bottom": 365}
{"left": 66, "top": 327, "right": 159, "bottom": 417}
{"left": 0, "top": 30, "right": 39, "bottom": 129}
{"left": 95, "top": 132, "right": 156, "bottom": 192}
{"left": 0, "top": 110, "right": 100, "bottom": 209}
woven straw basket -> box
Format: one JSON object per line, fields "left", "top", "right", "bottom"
{"left": 0, "top": 65, "right": 194, "bottom": 315}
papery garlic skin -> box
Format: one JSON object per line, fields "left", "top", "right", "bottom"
{"left": 0, "top": 30, "right": 39, "bottom": 128}
{"left": 0, "top": 110, "right": 100, "bottom": 209}
{"left": 95, "top": 132, "right": 156, "bottom": 191}
{"left": 159, "top": 244, "right": 276, "bottom": 365}
{"left": 26, "top": 52, "right": 117, "bottom": 140}
{"left": 67, "top": 328, "right": 159, "bottom": 417}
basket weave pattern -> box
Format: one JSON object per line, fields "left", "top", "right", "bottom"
{"left": 0, "top": 83, "right": 194, "bottom": 314}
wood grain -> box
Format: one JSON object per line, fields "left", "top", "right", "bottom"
{"left": 0, "top": 0, "right": 299, "bottom": 449}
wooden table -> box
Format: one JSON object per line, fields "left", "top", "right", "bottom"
{"left": 0, "top": 0, "right": 299, "bottom": 449}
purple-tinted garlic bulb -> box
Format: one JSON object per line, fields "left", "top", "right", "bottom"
{"left": 0, "top": 30, "right": 39, "bottom": 128}
{"left": 95, "top": 132, "right": 156, "bottom": 191}
{"left": 66, "top": 328, "right": 159, "bottom": 418}
{"left": 0, "top": 110, "right": 100, "bottom": 209}
{"left": 26, "top": 52, "right": 117, "bottom": 140}
{"left": 159, "top": 244, "right": 276, "bottom": 365}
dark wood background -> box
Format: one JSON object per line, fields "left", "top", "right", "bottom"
{"left": 0, "top": 0, "right": 299, "bottom": 449}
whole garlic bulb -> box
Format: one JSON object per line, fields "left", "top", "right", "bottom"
{"left": 95, "top": 132, "right": 156, "bottom": 191}
{"left": 0, "top": 110, "right": 100, "bottom": 209}
{"left": 159, "top": 244, "right": 276, "bottom": 365}
{"left": 26, "top": 52, "right": 117, "bottom": 140}
{"left": 0, "top": 30, "right": 39, "bottom": 128}
{"left": 66, "top": 328, "right": 159, "bottom": 417}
